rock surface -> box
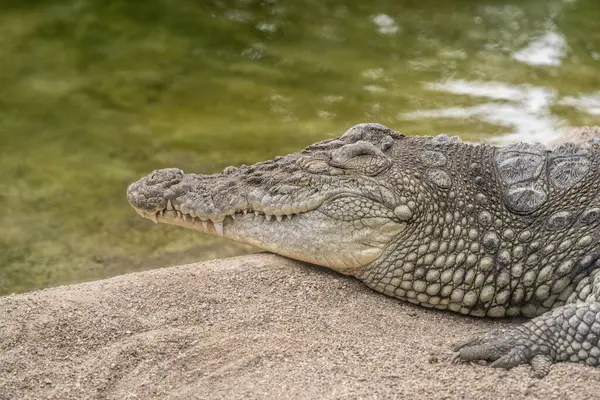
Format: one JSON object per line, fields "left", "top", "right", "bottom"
{"left": 2, "top": 253, "right": 600, "bottom": 399}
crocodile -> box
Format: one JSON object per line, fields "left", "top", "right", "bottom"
{"left": 127, "top": 123, "right": 600, "bottom": 377}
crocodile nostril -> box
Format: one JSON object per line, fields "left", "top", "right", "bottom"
{"left": 147, "top": 168, "right": 184, "bottom": 185}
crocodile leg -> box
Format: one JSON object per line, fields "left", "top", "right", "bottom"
{"left": 452, "top": 302, "right": 600, "bottom": 377}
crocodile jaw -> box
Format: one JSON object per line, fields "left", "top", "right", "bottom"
{"left": 133, "top": 199, "right": 406, "bottom": 275}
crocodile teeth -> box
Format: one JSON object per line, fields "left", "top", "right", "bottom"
{"left": 213, "top": 221, "right": 224, "bottom": 237}
{"left": 254, "top": 211, "right": 260, "bottom": 218}
{"left": 201, "top": 220, "right": 208, "bottom": 230}
{"left": 276, "top": 215, "right": 283, "bottom": 222}
{"left": 167, "top": 199, "right": 174, "bottom": 211}
{"left": 182, "top": 214, "right": 188, "bottom": 222}
{"left": 286, "top": 214, "right": 292, "bottom": 220}
{"left": 265, "top": 215, "right": 272, "bottom": 222}
{"left": 231, "top": 213, "right": 236, "bottom": 220}
{"left": 159, "top": 210, "right": 164, "bottom": 217}
{"left": 243, "top": 210, "right": 248, "bottom": 215}
{"left": 151, "top": 212, "right": 158, "bottom": 224}
{"left": 298, "top": 202, "right": 309, "bottom": 213}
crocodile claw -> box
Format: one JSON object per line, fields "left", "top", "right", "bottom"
{"left": 452, "top": 326, "right": 552, "bottom": 377}
{"left": 452, "top": 303, "right": 600, "bottom": 378}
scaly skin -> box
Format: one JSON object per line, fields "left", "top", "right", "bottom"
{"left": 127, "top": 123, "right": 600, "bottom": 376}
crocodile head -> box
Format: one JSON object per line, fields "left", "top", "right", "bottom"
{"left": 127, "top": 123, "right": 422, "bottom": 276}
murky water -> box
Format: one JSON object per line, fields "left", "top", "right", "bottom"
{"left": 1, "top": 0, "right": 599, "bottom": 294}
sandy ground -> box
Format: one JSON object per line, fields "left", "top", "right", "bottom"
{"left": 2, "top": 253, "right": 600, "bottom": 400}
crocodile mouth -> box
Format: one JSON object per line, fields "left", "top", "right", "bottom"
{"left": 134, "top": 199, "right": 307, "bottom": 237}
{"left": 132, "top": 195, "right": 407, "bottom": 274}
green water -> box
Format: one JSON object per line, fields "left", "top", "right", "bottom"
{"left": 1, "top": 0, "right": 599, "bottom": 294}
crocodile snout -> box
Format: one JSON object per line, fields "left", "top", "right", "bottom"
{"left": 146, "top": 168, "right": 184, "bottom": 186}
{"left": 126, "top": 168, "right": 185, "bottom": 214}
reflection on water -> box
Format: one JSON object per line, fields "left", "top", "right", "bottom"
{"left": 561, "top": 93, "right": 600, "bottom": 116}
{"left": 401, "top": 80, "right": 562, "bottom": 145}
{"left": 372, "top": 14, "right": 400, "bottom": 35}
{"left": 0, "top": 0, "right": 599, "bottom": 294}
{"left": 401, "top": 78, "right": 600, "bottom": 145}
{"left": 513, "top": 29, "right": 567, "bottom": 66}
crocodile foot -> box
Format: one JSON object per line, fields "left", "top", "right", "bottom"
{"left": 451, "top": 303, "right": 600, "bottom": 377}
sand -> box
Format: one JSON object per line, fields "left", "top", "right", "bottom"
{"left": 1, "top": 253, "right": 600, "bottom": 400}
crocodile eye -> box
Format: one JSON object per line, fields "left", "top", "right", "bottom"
{"left": 330, "top": 141, "right": 391, "bottom": 176}
{"left": 331, "top": 141, "right": 383, "bottom": 162}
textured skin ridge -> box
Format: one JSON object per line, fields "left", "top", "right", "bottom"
{"left": 127, "top": 123, "right": 600, "bottom": 377}
{"left": 358, "top": 133, "right": 600, "bottom": 320}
